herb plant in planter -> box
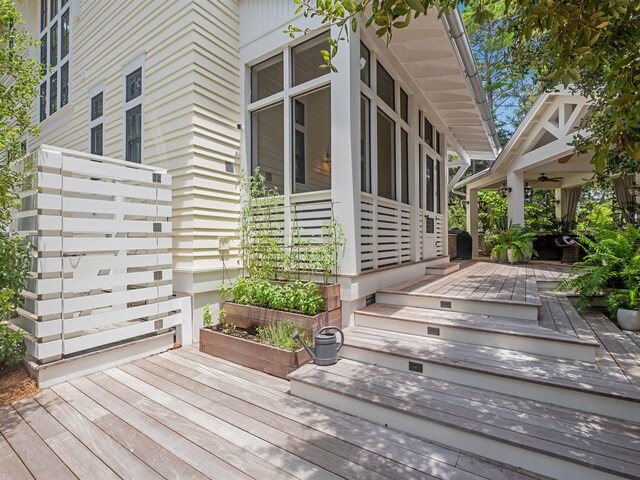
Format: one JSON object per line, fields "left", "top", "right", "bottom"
{"left": 199, "top": 171, "right": 345, "bottom": 376}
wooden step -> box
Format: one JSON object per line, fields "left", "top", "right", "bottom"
{"left": 289, "top": 360, "right": 640, "bottom": 480}
{"left": 339, "top": 326, "right": 640, "bottom": 422}
{"left": 354, "top": 304, "right": 599, "bottom": 362}
{"left": 425, "top": 263, "right": 460, "bottom": 275}
{"left": 375, "top": 289, "right": 540, "bottom": 322}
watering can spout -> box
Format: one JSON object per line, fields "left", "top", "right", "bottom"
{"left": 292, "top": 330, "right": 316, "bottom": 361}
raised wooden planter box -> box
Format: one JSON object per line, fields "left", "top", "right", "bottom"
{"left": 199, "top": 328, "right": 310, "bottom": 378}
{"left": 220, "top": 302, "right": 340, "bottom": 336}
{"left": 270, "top": 281, "right": 341, "bottom": 312}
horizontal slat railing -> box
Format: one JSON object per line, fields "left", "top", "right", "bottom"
{"left": 11, "top": 146, "right": 181, "bottom": 363}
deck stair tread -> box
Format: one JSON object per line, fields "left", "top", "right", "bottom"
{"left": 356, "top": 304, "right": 599, "bottom": 347}
{"left": 342, "top": 326, "right": 640, "bottom": 401}
{"left": 289, "top": 360, "right": 640, "bottom": 479}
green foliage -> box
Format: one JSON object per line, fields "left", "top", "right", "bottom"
{"left": 0, "top": 233, "right": 31, "bottom": 319}
{"left": 606, "top": 286, "right": 639, "bottom": 318}
{"left": 558, "top": 225, "right": 640, "bottom": 308}
{"left": 485, "top": 223, "right": 537, "bottom": 263}
{"left": 257, "top": 320, "right": 311, "bottom": 351}
{"left": 447, "top": 202, "right": 466, "bottom": 231}
{"left": 478, "top": 190, "right": 507, "bottom": 233}
{"left": 524, "top": 190, "right": 558, "bottom": 233}
{"left": 575, "top": 183, "right": 615, "bottom": 233}
{"left": 220, "top": 277, "right": 324, "bottom": 316}
{"left": 0, "top": 322, "right": 25, "bottom": 367}
{"left": 202, "top": 304, "right": 213, "bottom": 328}
{"left": 290, "top": 0, "right": 640, "bottom": 176}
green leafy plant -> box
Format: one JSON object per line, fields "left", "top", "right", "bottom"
{"left": 606, "top": 286, "right": 640, "bottom": 318}
{"left": 558, "top": 225, "right": 640, "bottom": 308}
{"left": 485, "top": 223, "right": 537, "bottom": 264}
{"left": 0, "top": 323, "right": 25, "bottom": 368}
{"left": 203, "top": 304, "right": 213, "bottom": 328}
{"left": 257, "top": 320, "right": 311, "bottom": 351}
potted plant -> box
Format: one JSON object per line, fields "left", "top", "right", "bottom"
{"left": 558, "top": 225, "right": 640, "bottom": 309}
{"left": 485, "top": 223, "right": 536, "bottom": 264}
{"left": 606, "top": 286, "right": 640, "bottom": 331}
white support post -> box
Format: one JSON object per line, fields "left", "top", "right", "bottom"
{"left": 467, "top": 187, "right": 479, "bottom": 258}
{"left": 330, "top": 25, "right": 360, "bottom": 276}
{"left": 409, "top": 93, "right": 420, "bottom": 262}
{"left": 507, "top": 170, "right": 525, "bottom": 226}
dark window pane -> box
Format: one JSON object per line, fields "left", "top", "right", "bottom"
{"left": 60, "top": 62, "right": 68, "bottom": 107}
{"left": 401, "top": 129, "right": 409, "bottom": 204}
{"left": 126, "top": 68, "right": 142, "bottom": 102}
{"left": 49, "top": 72, "right": 57, "bottom": 115}
{"left": 400, "top": 89, "right": 408, "bottom": 123}
{"left": 251, "top": 103, "right": 284, "bottom": 193}
{"left": 40, "top": 82, "right": 47, "bottom": 122}
{"left": 292, "top": 34, "right": 330, "bottom": 86}
{"left": 40, "top": 34, "right": 47, "bottom": 70}
{"left": 360, "top": 42, "right": 370, "bottom": 86}
{"left": 376, "top": 62, "right": 394, "bottom": 110}
{"left": 418, "top": 110, "right": 422, "bottom": 139}
{"left": 91, "top": 124, "right": 103, "bottom": 156}
{"left": 61, "top": 0, "right": 68, "bottom": 6}
{"left": 377, "top": 109, "right": 395, "bottom": 200}
{"left": 360, "top": 95, "right": 371, "bottom": 193}
{"left": 418, "top": 145, "right": 423, "bottom": 208}
{"left": 426, "top": 156, "right": 434, "bottom": 211}
{"left": 250, "top": 54, "right": 283, "bottom": 102}
{"left": 292, "top": 87, "right": 331, "bottom": 193}
{"left": 294, "top": 99, "right": 304, "bottom": 126}
{"left": 294, "top": 129, "right": 305, "bottom": 184}
{"left": 436, "top": 159, "right": 442, "bottom": 213}
{"left": 50, "top": 22, "right": 57, "bottom": 67}
{"left": 126, "top": 105, "right": 142, "bottom": 163}
{"left": 91, "top": 92, "right": 103, "bottom": 120}
{"left": 50, "top": 0, "right": 57, "bottom": 19}
{"left": 436, "top": 130, "right": 442, "bottom": 156}
{"left": 61, "top": 9, "right": 69, "bottom": 58}
{"left": 40, "top": 0, "right": 47, "bottom": 31}
{"left": 424, "top": 117, "right": 433, "bottom": 148}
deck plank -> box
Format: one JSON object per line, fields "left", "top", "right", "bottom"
{"left": 0, "top": 433, "right": 34, "bottom": 480}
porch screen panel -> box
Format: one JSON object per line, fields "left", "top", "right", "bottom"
{"left": 436, "top": 159, "right": 442, "bottom": 214}
{"left": 377, "top": 110, "right": 395, "bottom": 200}
{"left": 426, "top": 155, "right": 434, "bottom": 211}
{"left": 361, "top": 95, "right": 371, "bottom": 193}
{"left": 401, "top": 129, "right": 409, "bottom": 204}
{"left": 377, "top": 62, "right": 395, "bottom": 110}
{"left": 292, "top": 87, "right": 331, "bottom": 193}
{"left": 252, "top": 103, "right": 284, "bottom": 193}
{"left": 293, "top": 35, "right": 330, "bottom": 86}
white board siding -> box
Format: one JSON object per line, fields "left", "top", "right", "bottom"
{"left": 21, "top": 0, "right": 242, "bottom": 285}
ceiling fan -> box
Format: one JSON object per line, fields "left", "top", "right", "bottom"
{"left": 536, "top": 173, "right": 563, "bottom": 183}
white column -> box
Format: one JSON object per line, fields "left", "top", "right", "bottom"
{"left": 507, "top": 170, "right": 525, "bottom": 226}
{"left": 330, "top": 26, "right": 360, "bottom": 276}
{"left": 409, "top": 93, "right": 420, "bottom": 262}
{"left": 466, "top": 187, "right": 479, "bottom": 258}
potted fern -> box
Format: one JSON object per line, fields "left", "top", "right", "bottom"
{"left": 486, "top": 224, "right": 536, "bottom": 264}
{"left": 607, "top": 286, "right": 640, "bottom": 331}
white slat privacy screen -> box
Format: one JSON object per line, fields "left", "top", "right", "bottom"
{"left": 12, "top": 146, "right": 182, "bottom": 363}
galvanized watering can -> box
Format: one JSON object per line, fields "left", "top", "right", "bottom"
{"left": 292, "top": 326, "right": 344, "bottom": 366}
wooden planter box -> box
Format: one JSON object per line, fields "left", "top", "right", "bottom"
{"left": 220, "top": 302, "right": 340, "bottom": 336}
{"left": 199, "top": 328, "right": 310, "bottom": 378}
{"left": 270, "top": 281, "right": 341, "bottom": 312}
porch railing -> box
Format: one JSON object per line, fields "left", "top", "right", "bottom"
{"left": 11, "top": 146, "right": 183, "bottom": 363}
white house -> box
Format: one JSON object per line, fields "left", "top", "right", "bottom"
{"left": 15, "top": 0, "right": 498, "bottom": 369}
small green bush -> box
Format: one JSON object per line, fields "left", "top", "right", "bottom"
{"left": 257, "top": 320, "right": 311, "bottom": 351}
{"left": 203, "top": 304, "right": 213, "bottom": 328}
{"left": 219, "top": 277, "right": 323, "bottom": 316}
{"left": 0, "top": 323, "right": 25, "bottom": 367}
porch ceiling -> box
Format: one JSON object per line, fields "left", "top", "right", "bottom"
{"left": 387, "top": 10, "right": 497, "bottom": 160}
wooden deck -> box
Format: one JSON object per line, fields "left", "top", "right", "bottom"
{"left": 1, "top": 346, "right": 551, "bottom": 480}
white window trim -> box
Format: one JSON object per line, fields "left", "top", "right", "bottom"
{"left": 122, "top": 54, "right": 145, "bottom": 163}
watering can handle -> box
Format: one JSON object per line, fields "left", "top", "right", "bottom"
{"left": 318, "top": 326, "right": 344, "bottom": 352}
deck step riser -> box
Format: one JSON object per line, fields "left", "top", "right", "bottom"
{"left": 354, "top": 313, "right": 597, "bottom": 362}
{"left": 290, "top": 380, "right": 622, "bottom": 480}
{"left": 340, "top": 345, "right": 640, "bottom": 422}
{"left": 375, "top": 292, "right": 539, "bottom": 322}
{"left": 425, "top": 264, "right": 460, "bottom": 275}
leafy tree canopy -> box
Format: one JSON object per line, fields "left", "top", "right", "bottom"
{"left": 290, "top": 0, "right": 639, "bottom": 176}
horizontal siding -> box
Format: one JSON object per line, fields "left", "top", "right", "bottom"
{"left": 20, "top": 0, "right": 242, "bottom": 284}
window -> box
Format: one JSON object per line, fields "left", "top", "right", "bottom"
{"left": 418, "top": 110, "right": 423, "bottom": 139}
{"left": 377, "top": 110, "right": 395, "bottom": 200}
{"left": 40, "top": 0, "right": 71, "bottom": 121}
{"left": 376, "top": 62, "right": 394, "bottom": 110}
{"left": 126, "top": 68, "right": 142, "bottom": 102}
{"left": 251, "top": 103, "right": 284, "bottom": 192}
{"left": 292, "top": 87, "right": 331, "bottom": 193}
{"left": 126, "top": 105, "right": 142, "bottom": 163}
{"left": 400, "top": 129, "right": 409, "bottom": 204}
{"left": 292, "top": 35, "right": 330, "bottom": 86}
{"left": 360, "top": 42, "right": 370, "bottom": 86}
{"left": 424, "top": 117, "right": 434, "bottom": 148}
{"left": 426, "top": 156, "right": 434, "bottom": 211}
{"left": 418, "top": 145, "right": 423, "bottom": 208}
{"left": 400, "top": 89, "right": 408, "bottom": 123}
{"left": 436, "top": 159, "right": 442, "bottom": 214}
{"left": 90, "top": 92, "right": 103, "bottom": 155}
{"left": 251, "top": 54, "right": 283, "bottom": 102}
{"left": 436, "top": 130, "right": 442, "bottom": 156}
{"left": 360, "top": 95, "right": 371, "bottom": 193}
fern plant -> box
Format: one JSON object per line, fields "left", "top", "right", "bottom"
{"left": 558, "top": 225, "right": 640, "bottom": 308}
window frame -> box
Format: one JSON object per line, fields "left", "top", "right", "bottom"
{"left": 89, "top": 89, "right": 104, "bottom": 156}
{"left": 123, "top": 57, "right": 145, "bottom": 163}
